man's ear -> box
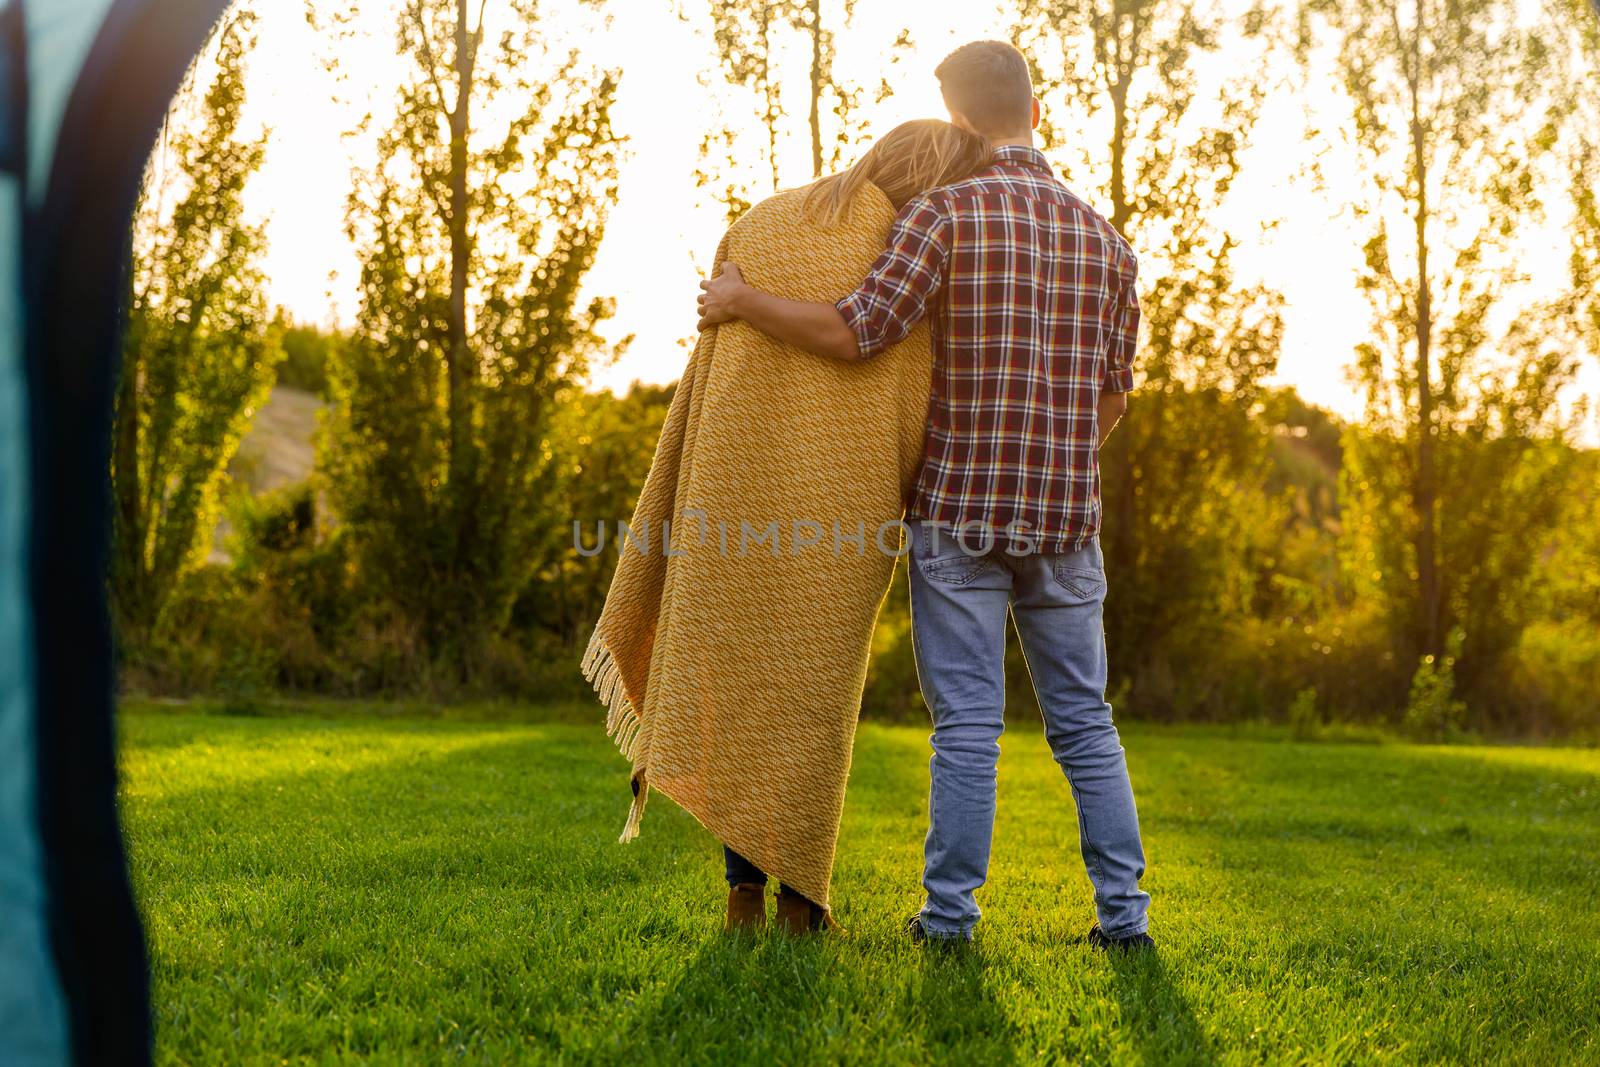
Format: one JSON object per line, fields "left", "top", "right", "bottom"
{"left": 1030, "top": 97, "right": 1041, "bottom": 131}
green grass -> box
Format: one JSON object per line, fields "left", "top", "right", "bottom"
{"left": 120, "top": 705, "right": 1600, "bottom": 1064}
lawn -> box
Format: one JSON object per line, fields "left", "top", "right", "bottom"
{"left": 119, "top": 704, "right": 1600, "bottom": 1065}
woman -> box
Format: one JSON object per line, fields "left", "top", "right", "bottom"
{"left": 583, "top": 121, "right": 990, "bottom": 934}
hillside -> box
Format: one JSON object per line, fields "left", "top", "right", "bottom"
{"left": 229, "top": 384, "right": 323, "bottom": 493}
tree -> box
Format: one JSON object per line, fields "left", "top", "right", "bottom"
{"left": 1010, "top": 0, "right": 1287, "bottom": 713}
{"left": 693, "top": 0, "right": 863, "bottom": 222}
{"left": 111, "top": 10, "right": 280, "bottom": 644}
{"left": 518, "top": 382, "right": 675, "bottom": 649}
{"left": 1304, "top": 0, "right": 1596, "bottom": 718}
{"left": 322, "top": 0, "right": 621, "bottom": 678}
{"left": 1554, "top": 2, "right": 1600, "bottom": 361}
{"left": 1574, "top": 147, "right": 1600, "bottom": 358}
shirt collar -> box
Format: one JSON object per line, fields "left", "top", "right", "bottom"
{"left": 990, "top": 144, "right": 1053, "bottom": 175}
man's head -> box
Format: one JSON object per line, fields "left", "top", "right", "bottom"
{"left": 934, "top": 40, "right": 1039, "bottom": 143}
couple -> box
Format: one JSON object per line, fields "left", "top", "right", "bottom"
{"left": 584, "top": 40, "right": 1151, "bottom": 949}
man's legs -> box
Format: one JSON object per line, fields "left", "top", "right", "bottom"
{"left": 907, "top": 523, "right": 1013, "bottom": 938}
{"left": 1009, "top": 538, "right": 1150, "bottom": 937}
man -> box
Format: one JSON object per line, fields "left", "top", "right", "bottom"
{"left": 696, "top": 40, "right": 1152, "bottom": 949}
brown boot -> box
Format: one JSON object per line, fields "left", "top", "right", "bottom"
{"left": 724, "top": 883, "right": 767, "bottom": 933}
{"left": 775, "top": 886, "right": 838, "bottom": 935}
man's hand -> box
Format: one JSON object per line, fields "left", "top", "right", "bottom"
{"left": 1097, "top": 390, "right": 1129, "bottom": 449}
{"left": 698, "top": 263, "right": 750, "bottom": 331}
{"left": 695, "top": 261, "right": 863, "bottom": 361}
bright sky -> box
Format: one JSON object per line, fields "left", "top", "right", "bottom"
{"left": 224, "top": 0, "right": 1594, "bottom": 432}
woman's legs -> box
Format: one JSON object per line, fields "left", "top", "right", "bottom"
{"left": 722, "top": 846, "right": 831, "bottom": 932}
{"left": 724, "top": 846, "right": 767, "bottom": 887}
{"left": 723, "top": 846, "right": 767, "bottom": 932}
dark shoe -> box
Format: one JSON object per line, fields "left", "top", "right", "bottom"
{"left": 1086, "top": 922, "right": 1155, "bottom": 953}
{"left": 906, "top": 913, "right": 969, "bottom": 947}
{"left": 724, "top": 883, "right": 766, "bottom": 933}
{"left": 775, "top": 886, "right": 837, "bottom": 935}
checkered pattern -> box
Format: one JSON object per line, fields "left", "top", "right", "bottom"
{"left": 837, "top": 145, "right": 1140, "bottom": 552}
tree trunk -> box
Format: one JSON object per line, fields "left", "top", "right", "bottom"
{"left": 760, "top": 8, "right": 780, "bottom": 192}
{"left": 445, "top": 0, "right": 481, "bottom": 675}
{"left": 1408, "top": 0, "right": 1441, "bottom": 662}
{"left": 1108, "top": 81, "right": 1131, "bottom": 235}
{"left": 1106, "top": 45, "right": 1137, "bottom": 573}
{"left": 447, "top": 0, "right": 474, "bottom": 497}
{"left": 808, "top": 0, "right": 823, "bottom": 179}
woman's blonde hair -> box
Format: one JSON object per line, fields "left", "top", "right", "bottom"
{"left": 803, "top": 119, "right": 990, "bottom": 228}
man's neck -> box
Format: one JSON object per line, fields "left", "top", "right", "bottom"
{"left": 988, "top": 134, "right": 1035, "bottom": 151}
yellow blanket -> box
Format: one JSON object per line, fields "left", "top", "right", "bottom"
{"left": 581, "top": 181, "right": 933, "bottom": 908}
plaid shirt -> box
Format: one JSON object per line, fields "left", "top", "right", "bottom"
{"left": 836, "top": 145, "right": 1140, "bottom": 553}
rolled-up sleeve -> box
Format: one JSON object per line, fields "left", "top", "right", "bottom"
{"left": 1103, "top": 252, "right": 1140, "bottom": 394}
{"left": 835, "top": 197, "right": 951, "bottom": 360}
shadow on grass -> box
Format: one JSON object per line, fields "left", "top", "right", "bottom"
{"left": 1106, "top": 948, "right": 1215, "bottom": 1067}
{"left": 597, "top": 935, "right": 848, "bottom": 1062}
{"left": 912, "top": 946, "right": 1021, "bottom": 1063}
{"left": 593, "top": 932, "right": 1024, "bottom": 1064}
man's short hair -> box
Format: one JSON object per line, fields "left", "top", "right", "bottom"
{"left": 934, "top": 41, "right": 1034, "bottom": 139}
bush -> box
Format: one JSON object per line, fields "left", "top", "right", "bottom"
{"left": 1501, "top": 620, "right": 1600, "bottom": 741}
{"left": 275, "top": 322, "right": 337, "bottom": 396}
{"left": 1288, "top": 687, "right": 1321, "bottom": 740}
{"left": 1402, "top": 629, "right": 1469, "bottom": 742}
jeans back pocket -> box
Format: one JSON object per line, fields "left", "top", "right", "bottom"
{"left": 1050, "top": 556, "right": 1106, "bottom": 601}
{"left": 915, "top": 522, "right": 993, "bottom": 586}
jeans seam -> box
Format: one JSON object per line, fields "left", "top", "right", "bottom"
{"left": 1062, "top": 765, "right": 1110, "bottom": 908}
{"left": 912, "top": 559, "right": 994, "bottom": 937}
{"left": 910, "top": 579, "right": 944, "bottom": 925}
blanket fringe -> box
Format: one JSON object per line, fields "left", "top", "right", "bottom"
{"left": 581, "top": 630, "right": 649, "bottom": 841}
{"left": 619, "top": 778, "right": 647, "bottom": 843}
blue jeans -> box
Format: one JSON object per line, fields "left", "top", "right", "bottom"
{"left": 908, "top": 522, "right": 1150, "bottom": 940}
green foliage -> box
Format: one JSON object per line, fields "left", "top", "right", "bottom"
{"left": 111, "top": 2, "right": 1600, "bottom": 743}
{"left": 125, "top": 484, "right": 357, "bottom": 698}
{"left": 323, "top": 0, "right": 621, "bottom": 680}
{"left": 1559, "top": 6, "right": 1600, "bottom": 362}
{"left": 517, "top": 382, "right": 674, "bottom": 650}
{"left": 122, "top": 708, "right": 1600, "bottom": 1062}
{"left": 1535, "top": 453, "right": 1600, "bottom": 628}
{"left": 1508, "top": 620, "right": 1600, "bottom": 742}
{"left": 1402, "top": 628, "right": 1469, "bottom": 741}
{"left": 121, "top": 385, "right": 672, "bottom": 703}
{"left": 1500, "top": 451, "right": 1600, "bottom": 738}
{"left": 1288, "top": 686, "right": 1321, "bottom": 740}
{"left": 273, "top": 314, "right": 340, "bottom": 396}
{"left": 1339, "top": 426, "right": 1578, "bottom": 726}
{"left": 1303, "top": 0, "right": 1596, "bottom": 725}
{"left": 111, "top": 10, "right": 281, "bottom": 643}
{"left": 1259, "top": 387, "right": 1344, "bottom": 529}
{"left": 860, "top": 560, "right": 924, "bottom": 721}
{"left": 1012, "top": 0, "right": 1287, "bottom": 717}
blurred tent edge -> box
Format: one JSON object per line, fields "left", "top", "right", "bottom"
{"left": 0, "top": 1, "right": 231, "bottom": 1065}
{"left": 0, "top": 0, "right": 1594, "bottom": 1066}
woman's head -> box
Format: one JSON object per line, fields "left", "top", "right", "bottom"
{"left": 804, "top": 120, "right": 990, "bottom": 227}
